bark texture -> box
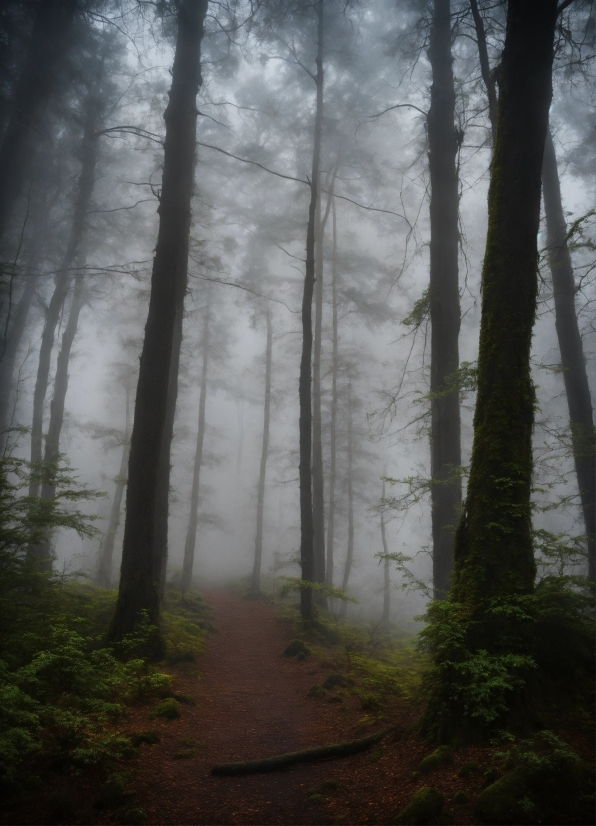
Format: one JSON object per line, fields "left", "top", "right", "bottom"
{"left": 452, "top": 0, "right": 559, "bottom": 603}
{"left": 108, "top": 0, "right": 207, "bottom": 644}
{"left": 95, "top": 388, "right": 131, "bottom": 589}
{"left": 0, "top": 0, "right": 77, "bottom": 243}
{"left": 325, "top": 196, "right": 339, "bottom": 587}
{"left": 542, "top": 131, "right": 595, "bottom": 582}
{"left": 299, "top": 0, "right": 324, "bottom": 621}
{"left": 427, "top": 0, "right": 461, "bottom": 598}
{"left": 250, "top": 308, "right": 272, "bottom": 597}
{"left": 181, "top": 299, "right": 210, "bottom": 596}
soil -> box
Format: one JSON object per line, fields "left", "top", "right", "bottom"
{"left": 3, "top": 588, "right": 592, "bottom": 825}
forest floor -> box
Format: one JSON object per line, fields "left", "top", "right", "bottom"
{"left": 3, "top": 587, "right": 592, "bottom": 825}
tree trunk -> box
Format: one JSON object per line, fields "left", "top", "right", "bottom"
{"left": 326, "top": 195, "right": 339, "bottom": 587}
{"left": 451, "top": 0, "right": 558, "bottom": 604}
{"left": 381, "top": 479, "right": 391, "bottom": 629}
{"left": 108, "top": 0, "right": 207, "bottom": 647}
{"left": 29, "top": 106, "right": 99, "bottom": 497}
{"left": 339, "top": 383, "right": 354, "bottom": 620}
{"left": 154, "top": 301, "right": 184, "bottom": 598}
{"left": 250, "top": 308, "right": 273, "bottom": 598}
{"left": 29, "top": 274, "right": 85, "bottom": 567}
{"left": 312, "top": 193, "right": 326, "bottom": 587}
{"left": 427, "top": 0, "right": 462, "bottom": 599}
{"left": 542, "top": 130, "right": 595, "bottom": 582}
{"left": 0, "top": 0, "right": 77, "bottom": 244}
{"left": 181, "top": 296, "right": 210, "bottom": 596}
{"left": 469, "top": 0, "right": 498, "bottom": 138}
{"left": 0, "top": 263, "right": 39, "bottom": 450}
{"left": 299, "top": 0, "right": 324, "bottom": 622}
{"left": 95, "top": 386, "right": 132, "bottom": 589}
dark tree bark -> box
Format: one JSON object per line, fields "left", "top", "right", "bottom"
{"left": 542, "top": 131, "right": 595, "bottom": 582}
{"left": 451, "top": 0, "right": 559, "bottom": 603}
{"left": 299, "top": 0, "right": 324, "bottom": 622}
{"left": 469, "top": 0, "right": 498, "bottom": 137}
{"left": 339, "top": 383, "right": 354, "bottom": 620}
{"left": 0, "top": 264, "right": 39, "bottom": 450}
{"left": 154, "top": 301, "right": 184, "bottom": 598}
{"left": 95, "top": 386, "right": 132, "bottom": 589}
{"left": 312, "top": 195, "right": 326, "bottom": 587}
{"left": 325, "top": 196, "right": 339, "bottom": 587}
{"left": 381, "top": 479, "right": 391, "bottom": 629}
{"left": 427, "top": 0, "right": 462, "bottom": 599}
{"left": 181, "top": 298, "right": 210, "bottom": 596}
{"left": 249, "top": 307, "right": 273, "bottom": 598}
{"left": 108, "top": 0, "right": 208, "bottom": 646}
{"left": 29, "top": 103, "right": 99, "bottom": 497}
{"left": 0, "top": 0, "right": 77, "bottom": 244}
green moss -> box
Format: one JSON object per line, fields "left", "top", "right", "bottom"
{"left": 476, "top": 769, "right": 530, "bottom": 825}
{"left": 358, "top": 691, "right": 383, "bottom": 711}
{"left": 453, "top": 790, "right": 470, "bottom": 805}
{"left": 283, "top": 639, "right": 310, "bottom": 658}
{"left": 457, "top": 760, "right": 481, "bottom": 778}
{"left": 150, "top": 698, "right": 180, "bottom": 720}
{"left": 418, "top": 745, "right": 454, "bottom": 774}
{"left": 393, "top": 787, "right": 444, "bottom": 825}
{"left": 173, "top": 749, "right": 195, "bottom": 759}
{"left": 307, "top": 684, "right": 326, "bottom": 698}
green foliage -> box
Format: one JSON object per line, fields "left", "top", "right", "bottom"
{"left": 402, "top": 288, "right": 430, "bottom": 329}
{"left": 280, "top": 576, "right": 358, "bottom": 605}
{"left": 453, "top": 790, "right": 470, "bottom": 805}
{"left": 162, "top": 589, "right": 213, "bottom": 664}
{"left": 476, "top": 732, "right": 593, "bottom": 825}
{"left": 418, "top": 578, "right": 595, "bottom": 742}
{"left": 283, "top": 638, "right": 311, "bottom": 658}
{"left": 393, "top": 786, "right": 444, "bottom": 825}
{"left": 418, "top": 745, "right": 453, "bottom": 774}
{"left": 150, "top": 698, "right": 181, "bottom": 720}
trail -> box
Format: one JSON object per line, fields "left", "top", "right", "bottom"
{"left": 132, "top": 589, "right": 374, "bottom": 825}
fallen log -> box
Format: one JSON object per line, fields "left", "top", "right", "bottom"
{"left": 211, "top": 727, "right": 395, "bottom": 776}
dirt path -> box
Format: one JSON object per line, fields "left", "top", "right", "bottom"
{"left": 131, "top": 589, "right": 378, "bottom": 825}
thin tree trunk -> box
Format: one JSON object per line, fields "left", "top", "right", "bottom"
{"left": 427, "top": 0, "right": 462, "bottom": 599}
{"left": 326, "top": 196, "right": 339, "bottom": 587}
{"left": 0, "top": 0, "right": 77, "bottom": 244}
{"left": 299, "top": 0, "right": 324, "bottom": 622}
{"left": 381, "top": 479, "right": 390, "bottom": 629}
{"left": 29, "top": 106, "right": 99, "bottom": 497}
{"left": 30, "top": 274, "right": 85, "bottom": 567}
{"left": 108, "top": 0, "right": 208, "bottom": 647}
{"left": 469, "top": 0, "right": 498, "bottom": 137}
{"left": 542, "top": 131, "right": 595, "bottom": 582}
{"left": 181, "top": 298, "right": 210, "bottom": 596}
{"left": 312, "top": 193, "right": 326, "bottom": 586}
{"left": 155, "top": 301, "right": 184, "bottom": 598}
{"left": 96, "top": 386, "right": 132, "bottom": 589}
{"left": 452, "top": 0, "right": 558, "bottom": 604}
{"left": 0, "top": 265, "right": 39, "bottom": 450}
{"left": 339, "top": 383, "right": 354, "bottom": 620}
{"left": 250, "top": 308, "right": 273, "bottom": 598}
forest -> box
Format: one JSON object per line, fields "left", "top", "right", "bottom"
{"left": 0, "top": 0, "right": 594, "bottom": 823}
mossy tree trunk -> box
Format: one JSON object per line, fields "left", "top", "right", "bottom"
{"left": 299, "top": 0, "right": 324, "bottom": 622}
{"left": 451, "top": 0, "right": 559, "bottom": 604}
{"left": 542, "top": 131, "right": 595, "bottom": 583}
{"left": 108, "top": 0, "right": 208, "bottom": 648}
{"left": 427, "top": 0, "right": 461, "bottom": 598}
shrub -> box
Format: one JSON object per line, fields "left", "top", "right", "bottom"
{"left": 150, "top": 698, "right": 181, "bottom": 720}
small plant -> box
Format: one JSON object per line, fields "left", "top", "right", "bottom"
{"left": 93, "top": 773, "right": 132, "bottom": 810}
{"left": 307, "top": 684, "right": 326, "bottom": 698}
{"left": 150, "top": 698, "right": 181, "bottom": 720}
{"left": 129, "top": 730, "right": 159, "bottom": 747}
{"left": 283, "top": 639, "right": 310, "bottom": 658}
{"left": 173, "top": 749, "right": 195, "bottom": 759}
{"left": 322, "top": 673, "right": 350, "bottom": 690}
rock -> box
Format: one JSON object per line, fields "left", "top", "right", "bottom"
{"left": 393, "top": 787, "right": 444, "bottom": 825}
{"left": 418, "top": 745, "right": 454, "bottom": 774}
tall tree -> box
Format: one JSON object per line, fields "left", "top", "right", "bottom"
{"left": 338, "top": 380, "right": 354, "bottom": 620}
{"left": 427, "top": 0, "right": 461, "bottom": 598}
{"left": 108, "top": 0, "right": 208, "bottom": 645}
{"left": 181, "top": 295, "right": 210, "bottom": 596}
{"left": 249, "top": 306, "right": 273, "bottom": 598}
{"left": 325, "top": 195, "right": 339, "bottom": 586}
{"left": 542, "top": 130, "right": 595, "bottom": 582}
{"left": 299, "top": 0, "right": 324, "bottom": 621}
{"left": 380, "top": 478, "right": 391, "bottom": 629}
{"left": 0, "top": 0, "right": 77, "bottom": 244}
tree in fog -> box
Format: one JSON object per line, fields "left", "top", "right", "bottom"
{"left": 109, "top": 0, "right": 209, "bottom": 647}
